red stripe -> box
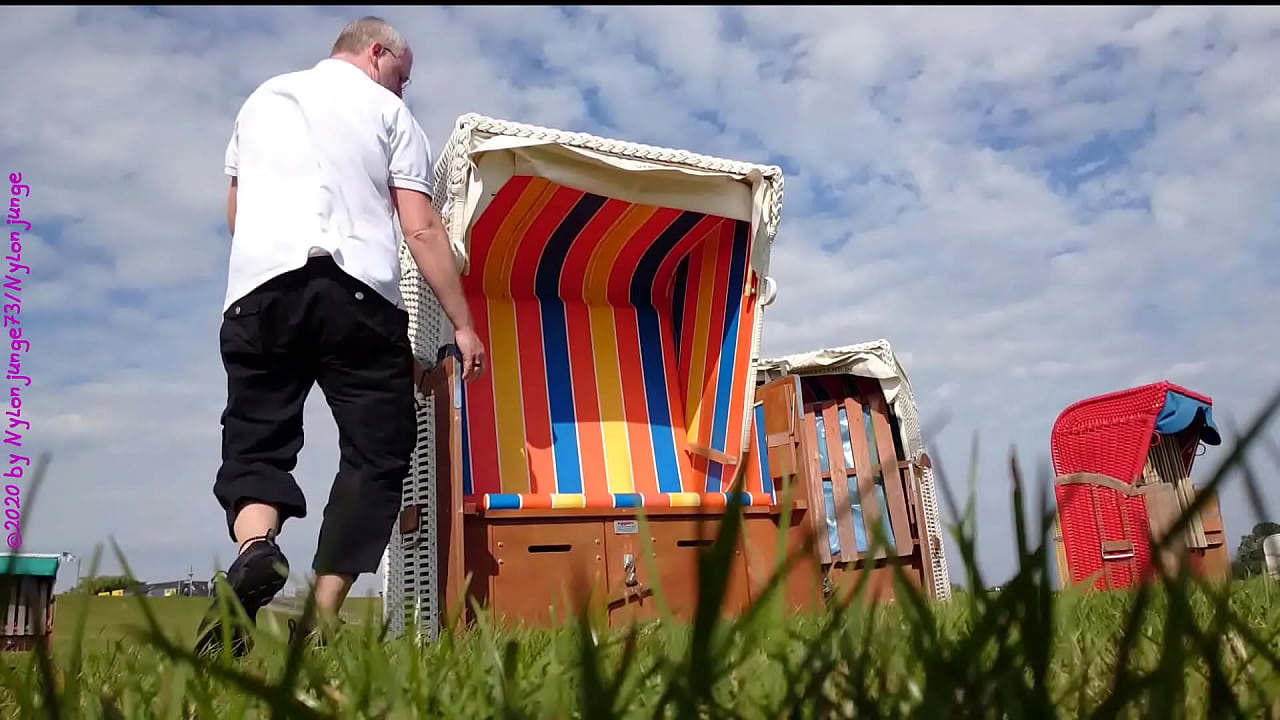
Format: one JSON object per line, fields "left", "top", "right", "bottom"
{"left": 465, "top": 176, "right": 533, "bottom": 295}
{"left": 462, "top": 301, "right": 499, "bottom": 495}
{"left": 457, "top": 180, "right": 530, "bottom": 496}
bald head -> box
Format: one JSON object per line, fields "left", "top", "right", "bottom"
{"left": 331, "top": 16, "right": 408, "bottom": 56}
{"left": 330, "top": 16, "right": 413, "bottom": 98}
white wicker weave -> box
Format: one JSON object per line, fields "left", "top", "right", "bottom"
{"left": 756, "top": 338, "right": 953, "bottom": 602}
{"left": 383, "top": 114, "right": 786, "bottom": 641}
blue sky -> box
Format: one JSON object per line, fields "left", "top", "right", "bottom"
{"left": 5, "top": 5, "right": 1280, "bottom": 598}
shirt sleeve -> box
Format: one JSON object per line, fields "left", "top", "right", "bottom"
{"left": 224, "top": 116, "right": 239, "bottom": 178}
{"left": 387, "top": 104, "right": 435, "bottom": 198}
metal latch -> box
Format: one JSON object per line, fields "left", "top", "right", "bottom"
{"left": 622, "top": 553, "right": 638, "bottom": 587}
{"left": 1101, "top": 539, "right": 1135, "bottom": 561}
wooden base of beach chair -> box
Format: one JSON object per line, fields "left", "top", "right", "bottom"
{"left": 435, "top": 509, "right": 819, "bottom": 629}
{"left": 0, "top": 568, "right": 57, "bottom": 652}
{"left": 406, "top": 358, "right": 822, "bottom": 631}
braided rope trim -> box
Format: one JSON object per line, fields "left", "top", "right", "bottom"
{"left": 401, "top": 112, "right": 787, "bottom": 291}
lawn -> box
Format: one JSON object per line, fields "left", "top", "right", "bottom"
{"left": 4, "top": 572, "right": 1280, "bottom": 719}
{"left": 2, "top": 394, "right": 1277, "bottom": 718}
{"left": 44, "top": 595, "right": 384, "bottom": 657}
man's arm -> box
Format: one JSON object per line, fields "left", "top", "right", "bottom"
{"left": 392, "top": 188, "right": 473, "bottom": 334}
{"left": 226, "top": 176, "right": 238, "bottom": 236}
{"left": 385, "top": 105, "right": 485, "bottom": 380}
{"left": 225, "top": 115, "right": 239, "bottom": 237}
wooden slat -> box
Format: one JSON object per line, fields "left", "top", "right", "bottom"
{"left": 841, "top": 397, "right": 886, "bottom": 560}
{"left": 799, "top": 410, "right": 834, "bottom": 564}
{"left": 820, "top": 403, "right": 860, "bottom": 563}
{"left": 858, "top": 377, "right": 915, "bottom": 556}
{"left": 424, "top": 357, "right": 468, "bottom": 633}
{"left": 905, "top": 462, "right": 936, "bottom": 597}
{"left": 757, "top": 377, "right": 802, "bottom": 480}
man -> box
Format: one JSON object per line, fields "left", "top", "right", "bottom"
{"left": 195, "top": 16, "right": 485, "bottom": 657}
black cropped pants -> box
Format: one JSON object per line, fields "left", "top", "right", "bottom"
{"left": 213, "top": 255, "right": 415, "bottom": 576}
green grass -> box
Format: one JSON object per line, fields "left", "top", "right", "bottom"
{"left": 43, "top": 595, "right": 383, "bottom": 657}
{"left": 2, "top": 388, "right": 1279, "bottom": 718}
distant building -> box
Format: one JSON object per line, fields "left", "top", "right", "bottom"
{"left": 136, "top": 579, "right": 213, "bottom": 598}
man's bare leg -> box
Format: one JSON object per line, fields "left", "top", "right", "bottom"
{"left": 234, "top": 502, "right": 280, "bottom": 548}
{"left": 314, "top": 573, "right": 355, "bottom": 617}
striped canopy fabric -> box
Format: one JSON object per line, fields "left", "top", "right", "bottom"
{"left": 459, "top": 175, "right": 773, "bottom": 511}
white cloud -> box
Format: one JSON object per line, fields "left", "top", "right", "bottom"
{"left": 5, "top": 6, "right": 1279, "bottom": 600}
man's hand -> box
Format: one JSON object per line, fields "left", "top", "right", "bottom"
{"left": 455, "top": 327, "right": 485, "bottom": 383}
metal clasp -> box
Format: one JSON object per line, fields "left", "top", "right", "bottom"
{"left": 622, "top": 553, "right": 638, "bottom": 587}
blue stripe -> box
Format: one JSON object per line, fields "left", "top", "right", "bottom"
{"left": 705, "top": 458, "right": 724, "bottom": 493}
{"left": 754, "top": 403, "right": 773, "bottom": 497}
{"left": 540, "top": 297, "right": 582, "bottom": 494}
{"left": 627, "top": 212, "right": 702, "bottom": 496}
{"left": 486, "top": 493, "right": 521, "bottom": 511}
{"left": 613, "top": 493, "right": 643, "bottom": 508}
{"left": 707, "top": 220, "right": 750, "bottom": 454}
{"left": 461, "top": 377, "right": 473, "bottom": 496}
{"left": 671, "top": 257, "right": 689, "bottom": 359}
{"left": 631, "top": 212, "right": 703, "bottom": 309}
{"left": 636, "top": 306, "right": 684, "bottom": 493}
{"left": 534, "top": 195, "right": 604, "bottom": 495}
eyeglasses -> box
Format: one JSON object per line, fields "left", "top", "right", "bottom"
{"left": 379, "top": 47, "right": 412, "bottom": 92}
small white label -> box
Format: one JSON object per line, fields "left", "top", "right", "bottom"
{"left": 613, "top": 520, "right": 638, "bottom": 535}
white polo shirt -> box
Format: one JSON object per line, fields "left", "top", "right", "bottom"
{"left": 221, "top": 58, "right": 434, "bottom": 312}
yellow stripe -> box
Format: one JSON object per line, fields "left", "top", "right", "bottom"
{"left": 550, "top": 494, "right": 587, "bottom": 509}
{"left": 488, "top": 298, "right": 529, "bottom": 494}
{"left": 667, "top": 493, "right": 702, "bottom": 508}
{"left": 684, "top": 240, "right": 718, "bottom": 444}
{"left": 590, "top": 304, "right": 633, "bottom": 494}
